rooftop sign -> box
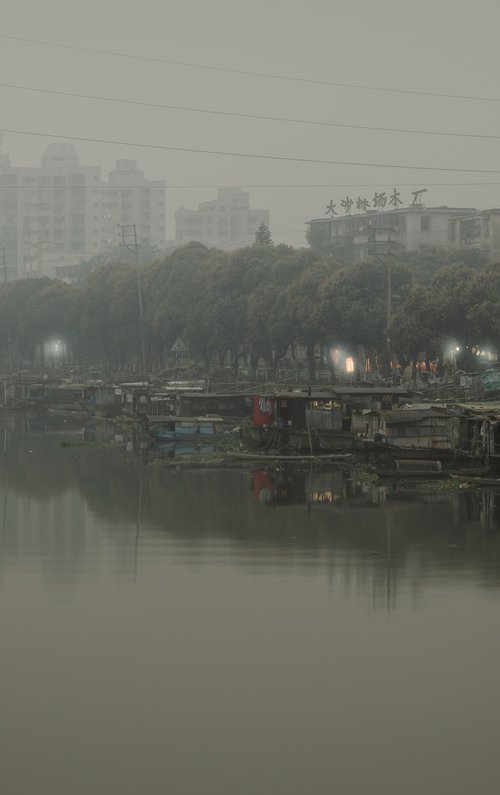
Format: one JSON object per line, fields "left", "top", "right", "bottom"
{"left": 325, "top": 188, "right": 427, "bottom": 216}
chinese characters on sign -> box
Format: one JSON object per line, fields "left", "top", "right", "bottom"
{"left": 411, "top": 188, "right": 427, "bottom": 207}
{"left": 325, "top": 188, "right": 426, "bottom": 215}
{"left": 340, "top": 196, "right": 353, "bottom": 214}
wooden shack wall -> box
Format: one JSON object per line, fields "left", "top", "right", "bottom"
{"left": 276, "top": 398, "right": 307, "bottom": 428}
{"left": 179, "top": 395, "right": 248, "bottom": 418}
{"left": 306, "top": 408, "right": 343, "bottom": 431}
{"left": 351, "top": 412, "right": 369, "bottom": 434}
{"left": 386, "top": 416, "right": 454, "bottom": 449}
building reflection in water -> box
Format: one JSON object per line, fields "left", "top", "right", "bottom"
{"left": 3, "top": 417, "right": 500, "bottom": 608}
{"left": 251, "top": 467, "right": 386, "bottom": 508}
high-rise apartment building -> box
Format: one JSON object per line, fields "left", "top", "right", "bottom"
{"left": 175, "top": 188, "right": 269, "bottom": 250}
{"left": 101, "top": 159, "right": 166, "bottom": 252}
{"left": 0, "top": 144, "right": 166, "bottom": 279}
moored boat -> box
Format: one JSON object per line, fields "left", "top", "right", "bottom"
{"left": 229, "top": 451, "right": 353, "bottom": 462}
{"left": 146, "top": 414, "right": 224, "bottom": 440}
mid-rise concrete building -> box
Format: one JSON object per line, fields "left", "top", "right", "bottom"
{"left": 307, "top": 206, "right": 476, "bottom": 262}
{"left": 448, "top": 209, "right": 500, "bottom": 262}
{"left": 0, "top": 144, "right": 166, "bottom": 279}
{"left": 175, "top": 188, "right": 269, "bottom": 250}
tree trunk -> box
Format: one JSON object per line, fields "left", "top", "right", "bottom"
{"left": 306, "top": 343, "right": 316, "bottom": 383}
{"left": 328, "top": 360, "right": 337, "bottom": 385}
{"left": 231, "top": 350, "right": 240, "bottom": 376}
{"left": 249, "top": 352, "right": 259, "bottom": 382}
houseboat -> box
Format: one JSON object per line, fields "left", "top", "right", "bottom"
{"left": 176, "top": 391, "right": 254, "bottom": 420}
{"left": 145, "top": 414, "right": 224, "bottom": 441}
{"left": 363, "top": 405, "right": 490, "bottom": 463}
{"left": 25, "top": 383, "right": 87, "bottom": 412}
{"left": 454, "top": 402, "right": 500, "bottom": 463}
{"left": 247, "top": 386, "right": 410, "bottom": 452}
{"left": 366, "top": 407, "right": 454, "bottom": 454}
{"left": 114, "top": 382, "right": 151, "bottom": 417}
{"left": 83, "top": 383, "right": 120, "bottom": 415}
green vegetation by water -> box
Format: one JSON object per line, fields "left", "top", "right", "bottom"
{"left": 0, "top": 242, "right": 495, "bottom": 378}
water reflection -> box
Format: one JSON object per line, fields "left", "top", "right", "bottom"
{"left": 3, "top": 417, "right": 500, "bottom": 795}
{"left": 2, "top": 416, "right": 500, "bottom": 606}
{"left": 250, "top": 466, "right": 385, "bottom": 507}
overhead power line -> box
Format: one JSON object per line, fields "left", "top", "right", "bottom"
{"left": 0, "top": 81, "right": 499, "bottom": 142}
{"left": 2, "top": 127, "right": 500, "bottom": 174}
{"left": 1, "top": 33, "right": 499, "bottom": 105}
{"left": 1, "top": 182, "right": 500, "bottom": 190}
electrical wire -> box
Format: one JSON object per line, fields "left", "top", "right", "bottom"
{"left": 1, "top": 33, "right": 499, "bottom": 105}
{"left": 2, "top": 127, "right": 500, "bottom": 174}
{"left": 0, "top": 182, "right": 499, "bottom": 190}
{"left": 0, "top": 81, "right": 499, "bottom": 142}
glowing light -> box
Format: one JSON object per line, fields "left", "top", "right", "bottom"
{"left": 47, "top": 339, "right": 65, "bottom": 359}
{"left": 345, "top": 356, "right": 355, "bottom": 373}
{"left": 330, "top": 348, "right": 342, "bottom": 367}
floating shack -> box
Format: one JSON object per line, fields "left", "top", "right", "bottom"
{"left": 176, "top": 391, "right": 254, "bottom": 419}
{"left": 145, "top": 414, "right": 224, "bottom": 441}
{"left": 26, "top": 383, "right": 86, "bottom": 411}
{"left": 365, "top": 407, "right": 458, "bottom": 459}
{"left": 248, "top": 386, "right": 410, "bottom": 451}
{"left": 83, "top": 383, "right": 119, "bottom": 414}
{"left": 114, "top": 382, "right": 151, "bottom": 416}
{"left": 0, "top": 376, "right": 40, "bottom": 406}
{"left": 455, "top": 403, "right": 500, "bottom": 461}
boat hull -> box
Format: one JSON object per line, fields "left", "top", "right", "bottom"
{"left": 361, "top": 440, "right": 480, "bottom": 462}
{"left": 247, "top": 426, "right": 355, "bottom": 452}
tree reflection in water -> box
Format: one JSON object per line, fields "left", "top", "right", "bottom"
{"left": 2, "top": 415, "right": 500, "bottom": 606}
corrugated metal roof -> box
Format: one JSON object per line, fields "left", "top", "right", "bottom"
{"left": 380, "top": 409, "right": 454, "bottom": 425}
{"left": 179, "top": 391, "right": 254, "bottom": 398}
{"left": 457, "top": 402, "right": 500, "bottom": 415}
{"left": 331, "top": 386, "right": 410, "bottom": 395}
{"left": 276, "top": 387, "right": 410, "bottom": 399}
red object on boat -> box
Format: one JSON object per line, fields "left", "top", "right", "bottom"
{"left": 252, "top": 396, "right": 275, "bottom": 426}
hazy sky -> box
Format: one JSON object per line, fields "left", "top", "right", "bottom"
{"left": 1, "top": 0, "right": 500, "bottom": 246}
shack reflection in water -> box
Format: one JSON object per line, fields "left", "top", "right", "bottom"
{"left": 2, "top": 418, "right": 500, "bottom": 795}
{"left": 250, "top": 467, "right": 386, "bottom": 507}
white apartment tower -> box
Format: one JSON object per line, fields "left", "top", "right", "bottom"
{"left": 102, "top": 159, "right": 166, "bottom": 250}
{"left": 0, "top": 144, "right": 166, "bottom": 279}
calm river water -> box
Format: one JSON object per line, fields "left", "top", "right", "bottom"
{"left": 1, "top": 416, "right": 500, "bottom": 794}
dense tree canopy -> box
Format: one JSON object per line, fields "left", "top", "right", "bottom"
{"left": 0, "top": 243, "right": 498, "bottom": 378}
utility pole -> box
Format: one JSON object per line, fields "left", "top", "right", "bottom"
{"left": 367, "top": 227, "right": 396, "bottom": 373}
{"left": 1, "top": 247, "right": 7, "bottom": 284}
{"left": 386, "top": 257, "right": 392, "bottom": 334}
{"left": 118, "top": 224, "right": 146, "bottom": 377}
{"left": 1, "top": 246, "right": 13, "bottom": 371}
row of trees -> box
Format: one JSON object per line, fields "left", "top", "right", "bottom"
{"left": 0, "top": 241, "right": 499, "bottom": 379}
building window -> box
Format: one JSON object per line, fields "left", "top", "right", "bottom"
{"left": 421, "top": 216, "right": 431, "bottom": 232}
